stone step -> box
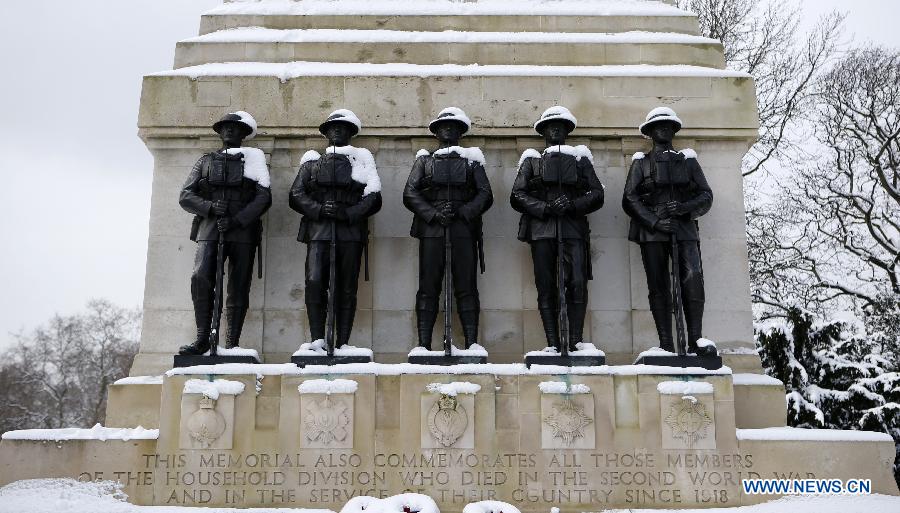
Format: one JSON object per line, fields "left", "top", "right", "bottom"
{"left": 140, "top": 62, "right": 758, "bottom": 138}
{"left": 174, "top": 29, "right": 724, "bottom": 68}
{"left": 200, "top": 0, "right": 697, "bottom": 35}
{"left": 199, "top": 13, "right": 700, "bottom": 36}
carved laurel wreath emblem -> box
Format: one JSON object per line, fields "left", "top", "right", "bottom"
{"left": 427, "top": 394, "right": 468, "bottom": 447}
{"left": 186, "top": 396, "right": 227, "bottom": 449}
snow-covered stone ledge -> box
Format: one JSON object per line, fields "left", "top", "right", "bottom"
{"left": 736, "top": 427, "right": 895, "bottom": 443}
{"left": 164, "top": 362, "right": 733, "bottom": 377}
{"left": 151, "top": 62, "right": 751, "bottom": 82}
{"left": 1, "top": 425, "right": 159, "bottom": 442}
{"left": 298, "top": 378, "right": 359, "bottom": 395}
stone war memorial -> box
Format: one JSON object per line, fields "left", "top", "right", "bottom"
{"left": 1, "top": 0, "right": 898, "bottom": 511}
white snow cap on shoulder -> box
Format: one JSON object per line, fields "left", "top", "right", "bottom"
{"left": 632, "top": 151, "right": 646, "bottom": 160}
{"left": 429, "top": 107, "right": 472, "bottom": 134}
{"left": 214, "top": 110, "right": 258, "bottom": 140}
{"left": 433, "top": 146, "right": 485, "bottom": 165}
{"left": 681, "top": 148, "right": 698, "bottom": 159}
{"left": 518, "top": 148, "right": 542, "bottom": 168}
{"left": 326, "top": 145, "right": 382, "bottom": 196}
{"left": 224, "top": 147, "right": 270, "bottom": 188}
{"left": 543, "top": 144, "right": 594, "bottom": 165}
{"left": 639, "top": 106, "right": 683, "bottom": 136}
{"left": 534, "top": 105, "right": 577, "bottom": 133}
{"left": 300, "top": 150, "right": 321, "bottom": 166}
{"left": 416, "top": 149, "right": 431, "bottom": 159}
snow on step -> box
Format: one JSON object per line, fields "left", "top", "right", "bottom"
{"left": 113, "top": 375, "right": 163, "bottom": 385}
{"left": 2, "top": 424, "right": 159, "bottom": 442}
{"left": 732, "top": 373, "right": 784, "bottom": 386}
{"left": 183, "top": 378, "right": 245, "bottom": 399}
{"left": 657, "top": 381, "right": 714, "bottom": 395}
{"left": 426, "top": 381, "right": 482, "bottom": 396}
{"left": 539, "top": 381, "right": 591, "bottom": 394}
{"left": 298, "top": 378, "right": 359, "bottom": 395}
{"left": 207, "top": 0, "right": 690, "bottom": 17}
{"left": 183, "top": 28, "right": 719, "bottom": 45}
{"left": 736, "top": 427, "right": 895, "bottom": 443}
{"left": 153, "top": 62, "right": 750, "bottom": 81}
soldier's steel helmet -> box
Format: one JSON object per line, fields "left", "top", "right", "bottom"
{"left": 319, "top": 109, "right": 362, "bottom": 137}
{"left": 639, "top": 107, "right": 683, "bottom": 137}
{"left": 534, "top": 106, "right": 578, "bottom": 135}
{"left": 212, "top": 111, "right": 258, "bottom": 140}
{"left": 429, "top": 107, "right": 472, "bottom": 135}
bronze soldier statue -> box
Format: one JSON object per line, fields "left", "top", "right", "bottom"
{"left": 623, "top": 107, "right": 717, "bottom": 357}
{"left": 511, "top": 106, "right": 605, "bottom": 353}
{"left": 404, "top": 107, "right": 493, "bottom": 349}
{"left": 178, "top": 111, "right": 272, "bottom": 355}
{"left": 289, "top": 110, "right": 382, "bottom": 350}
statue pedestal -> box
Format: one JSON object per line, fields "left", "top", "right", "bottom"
{"left": 635, "top": 353, "right": 723, "bottom": 370}
{"left": 524, "top": 354, "right": 606, "bottom": 368}
{"left": 407, "top": 354, "right": 488, "bottom": 365}
{"left": 291, "top": 354, "right": 372, "bottom": 367}
{"left": 172, "top": 354, "right": 260, "bottom": 368}
{"left": 2, "top": 363, "right": 896, "bottom": 510}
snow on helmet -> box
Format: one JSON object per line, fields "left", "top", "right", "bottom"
{"left": 428, "top": 107, "right": 472, "bottom": 135}
{"left": 639, "top": 106, "right": 683, "bottom": 137}
{"left": 319, "top": 109, "right": 362, "bottom": 137}
{"left": 212, "top": 111, "right": 258, "bottom": 140}
{"left": 534, "top": 106, "right": 577, "bottom": 134}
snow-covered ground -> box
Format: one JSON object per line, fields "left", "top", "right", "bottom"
{"left": 1, "top": 479, "right": 899, "bottom": 513}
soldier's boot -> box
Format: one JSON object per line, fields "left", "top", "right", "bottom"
{"left": 684, "top": 300, "right": 716, "bottom": 356}
{"left": 307, "top": 303, "right": 327, "bottom": 343}
{"left": 224, "top": 307, "right": 248, "bottom": 349}
{"left": 567, "top": 302, "right": 587, "bottom": 352}
{"left": 538, "top": 305, "right": 561, "bottom": 352}
{"left": 459, "top": 310, "right": 480, "bottom": 349}
{"left": 336, "top": 308, "right": 357, "bottom": 349}
{"left": 649, "top": 295, "right": 675, "bottom": 352}
{"left": 179, "top": 304, "right": 212, "bottom": 355}
{"left": 416, "top": 309, "right": 438, "bottom": 349}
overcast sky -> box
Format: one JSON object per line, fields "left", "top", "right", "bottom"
{"left": 0, "top": 0, "right": 897, "bottom": 349}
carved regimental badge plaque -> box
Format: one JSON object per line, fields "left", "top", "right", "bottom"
{"left": 179, "top": 394, "right": 235, "bottom": 450}
{"left": 300, "top": 394, "right": 354, "bottom": 449}
{"left": 662, "top": 396, "right": 716, "bottom": 450}
{"left": 421, "top": 393, "right": 475, "bottom": 449}
{"left": 542, "top": 398, "right": 594, "bottom": 449}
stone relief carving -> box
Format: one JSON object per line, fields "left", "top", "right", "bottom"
{"left": 543, "top": 398, "right": 593, "bottom": 447}
{"left": 304, "top": 395, "right": 351, "bottom": 446}
{"left": 664, "top": 397, "right": 713, "bottom": 448}
{"left": 186, "top": 396, "right": 227, "bottom": 449}
{"left": 427, "top": 394, "right": 469, "bottom": 447}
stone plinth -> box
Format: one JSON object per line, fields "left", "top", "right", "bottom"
{"left": 1, "top": 365, "right": 896, "bottom": 510}
{"left": 130, "top": 0, "right": 760, "bottom": 375}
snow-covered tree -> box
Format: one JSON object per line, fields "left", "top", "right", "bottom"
{"left": 757, "top": 308, "right": 900, "bottom": 484}
{"left": 0, "top": 299, "right": 140, "bottom": 431}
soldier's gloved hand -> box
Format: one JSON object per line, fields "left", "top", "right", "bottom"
{"left": 321, "top": 201, "right": 337, "bottom": 219}
{"left": 439, "top": 203, "right": 456, "bottom": 219}
{"left": 654, "top": 218, "right": 676, "bottom": 233}
{"left": 659, "top": 201, "right": 684, "bottom": 219}
{"left": 558, "top": 195, "right": 575, "bottom": 213}
{"left": 435, "top": 211, "right": 454, "bottom": 227}
{"left": 217, "top": 217, "right": 235, "bottom": 232}
{"left": 212, "top": 200, "right": 228, "bottom": 217}
{"left": 548, "top": 197, "right": 567, "bottom": 216}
